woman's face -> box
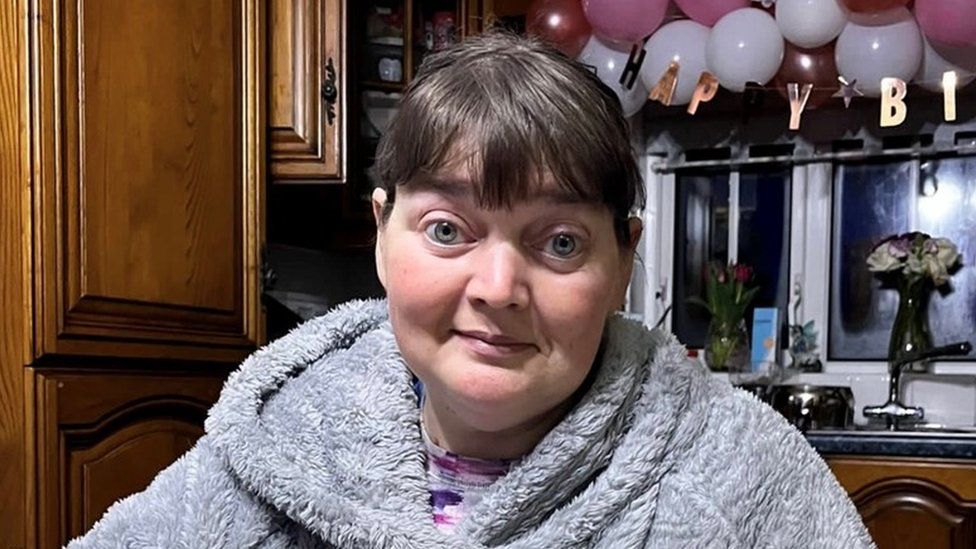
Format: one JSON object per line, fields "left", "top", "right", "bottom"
{"left": 373, "top": 170, "right": 638, "bottom": 434}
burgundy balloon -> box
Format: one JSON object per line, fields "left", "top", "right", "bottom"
{"left": 526, "top": 0, "right": 592, "bottom": 58}
{"left": 772, "top": 41, "right": 839, "bottom": 110}
{"left": 839, "top": 0, "right": 909, "bottom": 14}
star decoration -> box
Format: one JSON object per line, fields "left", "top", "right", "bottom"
{"left": 832, "top": 76, "right": 864, "bottom": 109}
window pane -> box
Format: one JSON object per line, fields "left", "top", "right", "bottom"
{"left": 739, "top": 167, "right": 792, "bottom": 321}
{"left": 917, "top": 158, "right": 976, "bottom": 354}
{"left": 829, "top": 157, "right": 976, "bottom": 360}
{"left": 672, "top": 168, "right": 792, "bottom": 349}
{"left": 673, "top": 170, "right": 729, "bottom": 347}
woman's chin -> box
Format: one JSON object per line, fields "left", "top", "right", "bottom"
{"left": 456, "top": 394, "right": 568, "bottom": 437}
{"left": 451, "top": 383, "right": 525, "bottom": 412}
{"left": 443, "top": 386, "right": 534, "bottom": 428}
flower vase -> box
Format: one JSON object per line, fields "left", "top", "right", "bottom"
{"left": 704, "top": 319, "right": 750, "bottom": 376}
{"left": 888, "top": 278, "right": 932, "bottom": 367}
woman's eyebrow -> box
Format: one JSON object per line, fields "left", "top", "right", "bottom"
{"left": 408, "top": 176, "right": 474, "bottom": 198}
{"left": 531, "top": 187, "right": 589, "bottom": 205}
{"left": 408, "top": 175, "right": 589, "bottom": 205}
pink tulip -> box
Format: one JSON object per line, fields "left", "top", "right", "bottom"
{"left": 733, "top": 264, "right": 753, "bottom": 284}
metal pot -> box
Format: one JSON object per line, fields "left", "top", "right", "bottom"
{"left": 768, "top": 384, "right": 854, "bottom": 433}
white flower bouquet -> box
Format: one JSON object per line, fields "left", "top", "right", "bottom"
{"left": 866, "top": 231, "right": 961, "bottom": 286}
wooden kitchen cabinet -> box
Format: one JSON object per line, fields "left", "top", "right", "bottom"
{"left": 269, "top": 0, "right": 345, "bottom": 182}
{"left": 828, "top": 456, "right": 976, "bottom": 549}
{"left": 33, "top": 369, "right": 227, "bottom": 547}
{"left": 1, "top": 0, "right": 263, "bottom": 547}
{"left": 31, "top": 0, "right": 264, "bottom": 361}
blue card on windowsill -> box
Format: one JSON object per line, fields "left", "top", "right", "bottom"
{"left": 751, "top": 307, "right": 779, "bottom": 371}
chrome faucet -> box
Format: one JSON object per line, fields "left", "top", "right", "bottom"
{"left": 862, "top": 341, "right": 973, "bottom": 430}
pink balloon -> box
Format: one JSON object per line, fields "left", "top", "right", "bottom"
{"left": 582, "top": 0, "right": 668, "bottom": 51}
{"left": 915, "top": 0, "right": 976, "bottom": 47}
{"left": 673, "top": 0, "right": 751, "bottom": 27}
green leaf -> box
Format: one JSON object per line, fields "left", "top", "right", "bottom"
{"left": 740, "top": 286, "right": 760, "bottom": 306}
{"left": 686, "top": 295, "right": 712, "bottom": 315}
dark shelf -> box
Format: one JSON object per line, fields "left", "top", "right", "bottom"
{"left": 361, "top": 79, "right": 405, "bottom": 93}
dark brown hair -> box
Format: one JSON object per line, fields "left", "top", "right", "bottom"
{"left": 372, "top": 30, "right": 644, "bottom": 246}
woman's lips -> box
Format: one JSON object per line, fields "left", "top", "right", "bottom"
{"left": 453, "top": 330, "right": 536, "bottom": 358}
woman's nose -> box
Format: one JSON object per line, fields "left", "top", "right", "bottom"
{"left": 467, "top": 243, "right": 530, "bottom": 310}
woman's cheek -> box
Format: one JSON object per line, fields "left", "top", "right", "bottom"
{"left": 542, "top": 271, "right": 615, "bottom": 322}
{"left": 386, "top": 249, "right": 459, "bottom": 316}
{"left": 387, "top": 236, "right": 434, "bottom": 288}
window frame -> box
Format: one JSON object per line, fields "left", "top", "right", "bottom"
{"left": 631, "top": 147, "right": 976, "bottom": 374}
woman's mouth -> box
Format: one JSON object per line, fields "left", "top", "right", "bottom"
{"left": 453, "top": 330, "right": 536, "bottom": 358}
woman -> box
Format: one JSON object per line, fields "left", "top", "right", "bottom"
{"left": 70, "top": 32, "right": 874, "bottom": 548}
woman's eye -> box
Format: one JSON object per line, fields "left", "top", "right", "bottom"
{"left": 425, "top": 221, "right": 462, "bottom": 245}
{"left": 547, "top": 233, "right": 579, "bottom": 258}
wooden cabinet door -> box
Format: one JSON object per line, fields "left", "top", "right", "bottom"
{"left": 31, "top": 0, "right": 264, "bottom": 362}
{"left": 34, "top": 368, "right": 226, "bottom": 548}
{"left": 828, "top": 456, "right": 976, "bottom": 549}
{"left": 269, "top": 0, "right": 345, "bottom": 182}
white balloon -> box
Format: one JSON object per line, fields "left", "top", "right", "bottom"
{"left": 776, "top": 0, "right": 847, "bottom": 48}
{"left": 577, "top": 36, "right": 648, "bottom": 117}
{"left": 706, "top": 8, "right": 785, "bottom": 93}
{"left": 639, "top": 20, "right": 710, "bottom": 106}
{"left": 835, "top": 7, "right": 922, "bottom": 97}
{"left": 914, "top": 35, "right": 976, "bottom": 93}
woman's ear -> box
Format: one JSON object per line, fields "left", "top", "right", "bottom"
{"left": 613, "top": 217, "right": 643, "bottom": 310}
{"left": 627, "top": 217, "right": 643, "bottom": 253}
{"left": 372, "top": 188, "right": 388, "bottom": 289}
{"left": 371, "top": 187, "right": 388, "bottom": 228}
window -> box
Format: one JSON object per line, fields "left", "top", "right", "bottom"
{"left": 638, "top": 131, "right": 976, "bottom": 370}
{"left": 830, "top": 156, "right": 976, "bottom": 360}
{"left": 672, "top": 165, "right": 792, "bottom": 348}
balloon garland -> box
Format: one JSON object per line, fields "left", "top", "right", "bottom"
{"left": 525, "top": 0, "right": 976, "bottom": 129}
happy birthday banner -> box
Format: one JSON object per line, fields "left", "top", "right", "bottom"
{"left": 525, "top": 0, "right": 976, "bottom": 130}
{"left": 630, "top": 59, "right": 963, "bottom": 130}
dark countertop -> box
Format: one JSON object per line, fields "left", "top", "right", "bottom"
{"left": 806, "top": 430, "right": 976, "bottom": 459}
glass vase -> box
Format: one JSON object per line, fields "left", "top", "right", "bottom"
{"left": 704, "top": 319, "right": 750, "bottom": 376}
{"left": 888, "top": 277, "right": 932, "bottom": 367}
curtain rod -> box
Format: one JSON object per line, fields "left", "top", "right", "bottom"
{"left": 650, "top": 143, "right": 976, "bottom": 173}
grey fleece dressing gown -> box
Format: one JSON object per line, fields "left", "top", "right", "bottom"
{"left": 68, "top": 299, "right": 876, "bottom": 548}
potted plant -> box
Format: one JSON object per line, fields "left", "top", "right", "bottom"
{"left": 689, "top": 261, "right": 760, "bottom": 375}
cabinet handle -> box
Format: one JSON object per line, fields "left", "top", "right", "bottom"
{"left": 322, "top": 57, "right": 338, "bottom": 126}
{"left": 260, "top": 247, "right": 277, "bottom": 293}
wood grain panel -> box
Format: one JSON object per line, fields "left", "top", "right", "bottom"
{"left": 854, "top": 479, "right": 974, "bottom": 549}
{"left": 269, "top": 0, "right": 345, "bottom": 181}
{"left": 828, "top": 456, "right": 976, "bottom": 500}
{"left": 68, "top": 420, "right": 201, "bottom": 538}
{"left": 0, "top": 1, "right": 33, "bottom": 548}
{"left": 829, "top": 456, "right": 976, "bottom": 549}
{"left": 34, "top": 369, "right": 224, "bottom": 548}
{"left": 31, "top": 0, "right": 264, "bottom": 361}
{"left": 77, "top": 0, "right": 239, "bottom": 311}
